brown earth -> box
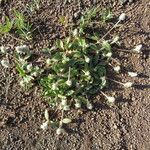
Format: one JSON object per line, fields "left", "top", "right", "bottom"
{"left": 0, "top": 0, "right": 150, "bottom": 150}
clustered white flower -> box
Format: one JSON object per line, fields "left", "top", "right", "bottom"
{"left": 119, "top": 13, "right": 126, "bottom": 21}
{"left": 0, "top": 46, "right": 9, "bottom": 54}
{"left": 66, "top": 80, "right": 72, "bottom": 86}
{"left": 132, "top": 44, "right": 142, "bottom": 53}
{"left": 40, "top": 121, "right": 49, "bottom": 130}
{"left": 26, "top": 63, "right": 32, "bottom": 72}
{"left": 113, "top": 66, "right": 121, "bottom": 73}
{"left": 75, "top": 102, "right": 81, "bottom": 108}
{"left": 40, "top": 109, "right": 50, "bottom": 130}
{"left": 15, "top": 45, "right": 29, "bottom": 54}
{"left": 107, "top": 96, "right": 115, "bottom": 103}
{"left": 105, "top": 52, "right": 112, "bottom": 58}
{"left": 85, "top": 56, "right": 90, "bottom": 63}
{"left": 56, "top": 128, "right": 65, "bottom": 135}
{"left": 1, "top": 59, "right": 10, "bottom": 68}
{"left": 123, "top": 82, "right": 133, "bottom": 88}
{"left": 128, "top": 72, "right": 138, "bottom": 77}
{"left": 86, "top": 102, "right": 93, "bottom": 110}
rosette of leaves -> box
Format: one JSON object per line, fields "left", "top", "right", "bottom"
{"left": 40, "top": 26, "right": 113, "bottom": 109}
{"left": 15, "top": 47, "right": 43, "bottom": 89}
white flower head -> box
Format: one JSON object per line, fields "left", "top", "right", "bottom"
{"left": 0, "top": 46, "right": 9, "bottom": 53}
{"left": 15, "top": 45, "right": 29, "bottom": 54}
{"left": 107, "top": 96, "right": 115, "bottom": 103}
{"left": 61, "top": 99, "right": 67, "bottom": 106}
{"left": 124, "top": 82, "right": 133, "bottom": 88}
{"left": 75, "top": 102, "right": 81, "bottom": 109}
{"left": 56, "top": 128, "right": 65, "bottom": 135}
{"left": 52, "top": 83, "right": 57, "bottom": 90}
{"left": 119, "top": 13, "right": 126, "bottom": 21}
{"left": 106, "top": 52, "right": 112, "bottom": 58}
{"left": 128, "top": 72, "right": 138, "bottom": 77}
{"left": 85, "top": 56, "right": 90, "bottom": 63}
{"left": 84, "top": 71, "right": 90, "bottom": 76}
{"left": 46, "top": 58, "right": 51, "bottom": 65}
{"left": 40, "top": 121, "right": 49, "bottom": 130}
{"left": 31, "top": 71, "right": 38, "bottom": 77}
{"left": 20, "top": 80, "right": 25, "bottom": 87}
{"left": 114, "top": 66, "right": 121, "bottom": 73}
{"left": 26, "top": 63, "right": 32, "bottom": 72}
{"left": 66, "top": 80, "right": 72, "bottom": 86}
{"left": 87, "top": 103, "right": 93, "bottom": 110}
{"left": 133, "top": 44, "right": 142, "bottom": 53}
{"left": 63, "top": 105, "right": 70, "bottom": 111}
{"left": 1, "top": 59, "right": 10, "bottom": 68}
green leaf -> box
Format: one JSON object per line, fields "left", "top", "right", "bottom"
{"left": 0, "top": 17, "right": 13, "bottom": 34}
{"left": 62, "top": 118, "right": 72, "bottom": 124}
{"left": 56, "top": 40, "right": 64, "bottom": 50}
{"left": 16, "top": 64, "right": 26, "bottom": 77}
{"left": 101, "top": 8, "right": 113, "bottom": 23}
{"left": 102, "top": 40, "right": 111, "bottom": 51}
{"left": 78, "top": 38, "right": 86, "bottom": 48}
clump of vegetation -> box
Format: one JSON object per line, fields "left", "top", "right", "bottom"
{"left": 26, "top": 0, "right": 41, "bottom": 14}
{"left": 0, "top": 10, "right": 32, "bottom": 40}
{"left": 0, "top": 8, "right": 142, "bottom": 134}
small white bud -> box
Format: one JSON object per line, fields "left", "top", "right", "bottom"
{"left": 63, "top": 105, "right": 70, "bottom": 111}
{"left": 0, "top": 46, "right": 8, "bottom": 53}
{"left": 87, "top": 103, "right": 93, "bottom": 110}
{"left": 85, "top": 71, "right": 90, "bottom": 76}
{"left": 31, "top": 71, "right": 38, "bottom": 77}
{"left": 105, "top": 52, "right": 112, "bottom": 58}
{"left": 26, "top": 63, "right": 32, "bottom": 71}
{"left": 73, "top": 29, "right": 78, "bottom": 36}
{"left": 75, "top": 103, "right": 81, "bottom": 109}
{"left": 128, "top": 72, "right": 138, "bottom": 77}
{"left": 20, "top": 80, "right": 25, "bottom": 87}
{"left": 114, "top": 66, "right": 121, "bottom": 73}
{"left": 15, "top": 45, "right": 29, "bottom": 54}
{"left": 66, "top": 80, "right": 72, "bottom": 86}
{"left": 133, "top": 44, "right": 142, "bottom": 53}
{"left": 40, "top": 121, "right": 49, "bottom": 130}
{"left": 52, "top": 83, "right": 57, "bottom": 90}
{"left": 61, "top": 99, "right": 67, "bottom": 106}
{"left": 85, "top": 56, "right": 90, "bottom": 63}
{"left": 46, "top": 58, "right": 51, "bottom": 65}
{"left": 1, "top": 59, "right": 10, "bottom": 68}
{"left": 56, "top": 128, "right": 65, "bottom": 135}
{"left": 107, "top": 96, "right": 115, "bottom": 103}
{"left": 123, "top": 82, "right": 133, "bottom": 88}
{"left": 119, "top": 13, "right": 126, "bottom": 21}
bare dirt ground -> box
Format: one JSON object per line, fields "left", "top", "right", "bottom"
{"left": 0, "top": 0, "right": 150, "bottom": 150}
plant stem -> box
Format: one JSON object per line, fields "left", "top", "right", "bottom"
{"left": 101, "top": 20, "right": 120, "bottom": 40}
{"left": 68, "top": 67, "right": 71, "bottom": 81}
{"left": 100, "top": 91, "right": 108, "bottom": 98}
{"left": 107, "top": 78, "right": 124, "bottom": 85}
{"left": 59, "top": 109, "right": 64, "bottom": 128}
{"left": 97, "top": 20, "right": 120, "bottom": 43}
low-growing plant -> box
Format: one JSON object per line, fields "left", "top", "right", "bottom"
{"left": 0, "top": 17, "right": 13, "bottom": 34}
{"left": 26, "top": 0, "right": 41, "bottom": 14}
{"left": 0, "top": 8, "right": 142, "bottom": 134}
{"left": 0, "top": 11, "right": 32, "bottom": 40}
